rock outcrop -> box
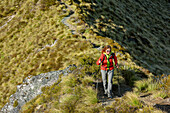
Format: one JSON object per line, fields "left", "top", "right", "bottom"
{"left": 1, "top": 65, "right": 76, "bottom": 113}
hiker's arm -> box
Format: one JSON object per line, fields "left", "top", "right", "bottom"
{"left": 96, "top": 54, "right": 103, "bottom": 65}
{"left": 114, "top": 53, "right": 119, "bottom": 68}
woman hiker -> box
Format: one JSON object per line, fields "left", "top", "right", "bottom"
{"left": 96, "top": 45, "right": 119, "bottom": 98}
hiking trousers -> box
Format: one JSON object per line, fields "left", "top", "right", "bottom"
{"left": 101, "top": 69, "right": 114, "bottom": 95}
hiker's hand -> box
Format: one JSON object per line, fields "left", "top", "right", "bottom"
{"left": 116, "top": 65, "right": 119, "bottom": 68}
{"left": 99, "top": 60, "right": 101, "bottom": 64}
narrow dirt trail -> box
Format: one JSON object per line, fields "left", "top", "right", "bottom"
{"left": 61, "top": 3, "right": 84, "bottom": 35}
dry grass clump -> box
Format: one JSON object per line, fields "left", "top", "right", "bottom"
{"left": 125, "top": 92, "right": 143, "bottom": 108}
{"left": 134, "top": 75, "right": 169, "bottom": 99}
{"left": 151, "top": 75, "right": 170, "bottom": 99}
{"left": 152, "top": 91, "right": 168, "bottom": 99}
{"left": 82, "top": 76, "right": 94, "bottom": 86}
{"left": 134, "top": 79, "right": 151, "bottom": 92}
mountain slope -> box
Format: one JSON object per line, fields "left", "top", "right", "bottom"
{"left": 76, "top": 0, "right": 170, "bottom": 75}
{"left": 0, "top": 0, "right": 169, "bottom": 112}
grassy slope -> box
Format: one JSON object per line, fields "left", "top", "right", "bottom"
{"left": 0, "top": 0, "right": 122, "bottom": 108}
{"left": 0, "top": 0, "right": 169, "bottom": 112}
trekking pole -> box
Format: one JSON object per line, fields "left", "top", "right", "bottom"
{"left": 117, "top": 67, "right": 121, "bottom": 96}
{"left": 96, "top": 59, "right": 101, "bottom": 94}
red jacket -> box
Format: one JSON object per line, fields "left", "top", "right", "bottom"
{"left": 96, "top": 53, "right": 118, "bottom": 70}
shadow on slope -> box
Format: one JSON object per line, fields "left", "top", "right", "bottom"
{"left": 78, "top": 0, "right": 170, "bottom": 75}
{"left": 154, "top": 104, "right": 170, "bottom": 113}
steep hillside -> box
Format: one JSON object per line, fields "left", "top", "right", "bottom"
{"left": 75, "top": 0, "right": 170, "bottom": 75}
{"left": 0, "top": 0, "right": 169, "bottom": 112}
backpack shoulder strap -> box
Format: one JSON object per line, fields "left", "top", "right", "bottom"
{"left": 101, "top": 54, "right": 106, "bottom": 64}
{"left": 111, "top": 52, "right": 115, "bottom": 58}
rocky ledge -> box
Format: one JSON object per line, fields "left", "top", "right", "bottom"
{"left": 1, "top": 65, "right": 76, "bottom": 113}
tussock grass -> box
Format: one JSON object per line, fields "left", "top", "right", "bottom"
{"left": 58, "top": 94, "right": 79, "bottom": 113}
{"left": 82, "top": 87, "right": 98, "bottom": 105}
{"left": 134, "top": 76, "right": 169, "bottom": 98}
{"left": 82, "top": 76, "right": 94, "bottom": 86}
{"left": 147, "top": 82, "right": 159, "bottom": 92}
{"left": 125, "top": 92, "right": 143, "bottom": 108}
{"left": 134, "top": 79, "right": 150, "bottom": 92}
{"left": 152, "top": 91, "right": 168, "bottom": 99}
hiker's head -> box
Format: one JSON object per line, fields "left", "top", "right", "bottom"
{"left": 102, "top": 45, "right": 111, "bottom": 54}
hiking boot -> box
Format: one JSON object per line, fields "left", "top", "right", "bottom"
{"left": 108, "top": 94, "right": 113, "bottom": 99}
{"left": 104, "top": 90, "right": 107, "bottom": 95}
